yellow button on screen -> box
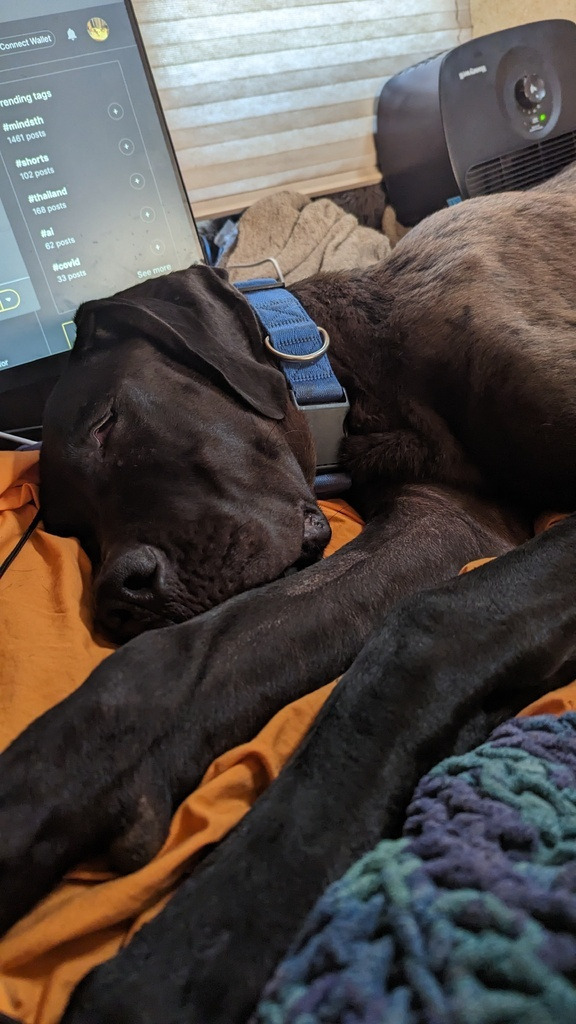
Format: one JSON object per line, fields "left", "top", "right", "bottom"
{"left": 0, "top": 289, "right": 21, "bottom": 313}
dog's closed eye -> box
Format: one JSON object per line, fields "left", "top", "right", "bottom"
{"left": 92, "top": 410, "right": 116, "bottom": 448}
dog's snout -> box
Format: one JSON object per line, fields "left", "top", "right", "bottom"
{"left": 297, "top": 505, "right": 332, "bottom": 568}
{"left": 95, "top": 545, "right": 172, "bottom": 642}
{"left": 103, "top": 545, "right": 166, "bottom": 596}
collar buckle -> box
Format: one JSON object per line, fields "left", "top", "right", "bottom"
{"left": 294, "top": 392, "right": 350, "bottom": 474}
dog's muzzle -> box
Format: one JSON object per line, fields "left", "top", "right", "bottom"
{"left": 94, "top": 544, "right": 175, "bottom": 642}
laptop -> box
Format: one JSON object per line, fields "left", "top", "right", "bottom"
{"left": 0, "top": 0, "right": 205, "bottom": 436}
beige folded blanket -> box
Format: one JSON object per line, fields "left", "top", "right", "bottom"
{"left": 222, "top": 191, "right": 393, "bottom": 285}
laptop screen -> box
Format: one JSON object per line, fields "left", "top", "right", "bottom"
{"left": 0, "top": 0, "right": 204, "bottom": 432}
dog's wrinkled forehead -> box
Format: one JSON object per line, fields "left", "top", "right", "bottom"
{"left": 72, "top": 263, "right": 288, "bottom": 421}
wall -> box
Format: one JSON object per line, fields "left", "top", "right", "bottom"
{"left": 470, "top": 0, "right": 576, "bottom": 36}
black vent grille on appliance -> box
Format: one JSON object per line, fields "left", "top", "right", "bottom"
{"left": 375, "top": 20, "right": 576, "bottom": 226}
{"left": 466, "top": 131, "right": 576, "bottom": 197}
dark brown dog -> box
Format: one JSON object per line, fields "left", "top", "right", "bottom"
{"left": 3, "top": 164, "right": 576, "bottom": 1022}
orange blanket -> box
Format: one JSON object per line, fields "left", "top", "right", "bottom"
{"left": 0, "top": 452, "right": 361, "bottom": 1024}
{"left": 0, "top": 451, "right": 572, "bottom": 1024}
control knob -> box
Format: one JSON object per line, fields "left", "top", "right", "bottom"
{"left": 515, "top": 74, "right": 546, "bottom": 109}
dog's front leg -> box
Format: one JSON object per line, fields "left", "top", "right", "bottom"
{"left": 61, "top": 513, "right": 576, "bottom": 1024}
{"left": 0, "top": 485, "right": 519, "bottom": 935}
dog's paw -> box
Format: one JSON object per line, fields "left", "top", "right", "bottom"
{"left": 61, "top": 836, "right": 284, "bottom": 1024}
{"left": 106, "top": 760, "right": 173, "bottom": 874}
{"left": 62, "top": 923, "right": 258, "bottom": 1024}
{"left": 0, "top": 720, "right": 93, "bottom": 934}
{"left": 63, "top": 968, "right": 188, "bottom": 1024}
{"left": 0, "top": 640, "right": 177, "bottom": 935}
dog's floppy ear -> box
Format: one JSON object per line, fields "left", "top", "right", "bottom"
{"left": 73, "top": 265, "right": 288, "bottom": 420}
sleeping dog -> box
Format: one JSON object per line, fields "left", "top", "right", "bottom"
{"left": 3, "top": 163, "right": 576, "bottom": 1022}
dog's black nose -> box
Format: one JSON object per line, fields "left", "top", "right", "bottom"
{"left": 297, "top": 504, "right": 332, "bottom": 567}
{"left": 94, "top": 544, "right": 172, "bottom": 642}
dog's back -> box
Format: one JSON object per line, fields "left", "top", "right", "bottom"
{"left": 292, "top": 162, "right": 576, "bottom": 513}
{"left": 394, "top": 168, "right": 576, "bottom": 508}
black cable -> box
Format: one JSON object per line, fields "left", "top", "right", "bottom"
{"left": 0, "top": 509, "right": 42, "bottom": 580}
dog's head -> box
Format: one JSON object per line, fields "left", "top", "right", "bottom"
{"left": 40, "top": 265, "right": 331, "bottom": 643}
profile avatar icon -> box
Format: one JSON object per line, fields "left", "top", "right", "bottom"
{"left": 87, "top": 17, "right": 109, "bottom": 41}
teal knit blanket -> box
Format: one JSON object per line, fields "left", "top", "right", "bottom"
{"left": 255, "top": 713, "right": 576, "bottom": 1024}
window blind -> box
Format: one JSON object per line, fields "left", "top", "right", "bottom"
{"left": 133, "top": 1, "right": 472, "bottom": 219}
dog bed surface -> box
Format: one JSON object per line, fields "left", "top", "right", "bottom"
{"left": 0, "top": 452, "right": 574, "bottom": 1024}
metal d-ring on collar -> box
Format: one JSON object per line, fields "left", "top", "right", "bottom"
{"left": 263, "top": 327, "right": 330, "bottom": 363}
{"left": 233, "top": 265, "right": 351, "bottom": 496}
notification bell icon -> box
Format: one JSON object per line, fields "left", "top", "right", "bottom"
{"left": 67, "top": 28, "right": 77, "bottom": 40}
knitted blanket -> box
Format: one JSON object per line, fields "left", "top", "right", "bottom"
{"left": 255, "top": 713, "right": 576, "bottom": 1024}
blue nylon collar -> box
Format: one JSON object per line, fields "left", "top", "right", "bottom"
{"left": 235, "top": 277, "right": 351, "bottom": 496}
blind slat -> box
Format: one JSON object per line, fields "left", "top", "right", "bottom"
{"left": 139, "top": 0, "right": 463, "bottom": 23}
{"left": 150, "top": 31, "right": 467, "bottom": 91}
{"left": 171, "top": 100, "right": 375, "bottom": 149}
{"left": 132, "top": 0, "right": 471, "bottom": 217}
{"left": 169, "top": 82, "right": 381, "bottom": 131}
{"left": 158, "top": 52, "right": 442, "bottom": 110}
{"left": 147, "top": 4, "right": 465, "bottom": 44}
{"left": 178, "top": 117, "right": 373, "bottom": 169}
{"left": 146, "top": 15, "right": 465, "bottom": 68}
{"left": 192, "top": 158, "right": 381, "bottom": 203}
